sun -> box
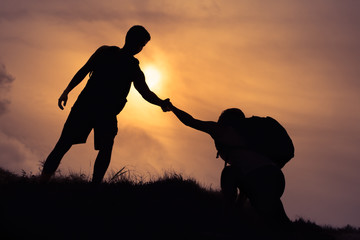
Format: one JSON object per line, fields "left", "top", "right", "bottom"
{"left": 143, "top": 65, "right": 162, "bottom": 90}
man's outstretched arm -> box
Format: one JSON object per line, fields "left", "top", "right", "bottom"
{"left": 133, "top": 71, "right": 169, "bottom": 111}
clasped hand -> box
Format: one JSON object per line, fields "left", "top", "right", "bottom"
{"left": 161, "top": 98, "right": 173, "bottom": 112}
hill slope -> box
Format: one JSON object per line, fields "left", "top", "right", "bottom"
{"left": 0, "top": 168, "right": 358, "bottom": 240}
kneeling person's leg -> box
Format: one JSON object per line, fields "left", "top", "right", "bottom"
{"left": 245, "top": 166, "right": 289, "bottom": 225}
{"left": 221, "top": 166, "right": 241, "bottom": 205}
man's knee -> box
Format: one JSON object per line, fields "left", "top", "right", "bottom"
{"left": 95, "top": 138, "right": 114, "bottom": 152}
{"left": 55, "top": 137, "right": 73, "bottom": 152}
{"left": 42, "top": 137, "right": 72, "bottom": 173}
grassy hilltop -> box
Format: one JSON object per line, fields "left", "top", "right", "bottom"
{"left": 0, "top": 167, "right": 358, "bottom": 240}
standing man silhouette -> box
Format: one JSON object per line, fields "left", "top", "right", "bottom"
{"left": 41, "top": 25, "right": 169, "bottom": 183}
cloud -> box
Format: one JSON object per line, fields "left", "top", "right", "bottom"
{"left": 0, "top": 130, "right": 40, "bottom": 174}
{"left": 30, "top": 0, "right": 219, "bottom": 21}
{"left": 0, "top": 63, "right": 15, "bottom": 116}
{"left": 0, "top": 63, "right": 14, "bottom": 89}
{"left": 0, "top": 63, "right": 38, "bottom": 174}
{"left": 111, "top": 124, "right": 169, "bottom": 175}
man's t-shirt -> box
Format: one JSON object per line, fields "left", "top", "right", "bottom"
{"left": 74, "top": 45, "right": 142, "bottom": 115}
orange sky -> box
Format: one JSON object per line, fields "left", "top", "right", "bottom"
{"left": 0, "top": 0, "right": 359, "bottom": 227}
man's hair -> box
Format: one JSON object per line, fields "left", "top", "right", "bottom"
{"left": 218, "top": 108, "right": 245, "bottom": 127}
{"left": 126, "top": 25, "right": 151, "bottom": 43}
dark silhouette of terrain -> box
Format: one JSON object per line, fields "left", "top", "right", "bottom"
{"left": 0, "top": 168, "right": 358, "bottom": 240}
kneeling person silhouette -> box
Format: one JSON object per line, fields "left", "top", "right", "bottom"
{"left": 166, "top": 102, "right": 291, "bottom": 229}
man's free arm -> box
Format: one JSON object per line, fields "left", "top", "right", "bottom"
{"left": 58, "top": 47, "right": 103, "bottom": 110}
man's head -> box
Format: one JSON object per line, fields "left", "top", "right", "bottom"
{"left": 124, "top": 25, "right": 151, "bottom": 55}
{"left": 218, "top": 108, "right": 245, "bottom": 127}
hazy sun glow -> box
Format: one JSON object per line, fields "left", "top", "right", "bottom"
{"left": 143, "top": 65, "right": 162, "bottom": 90}
{"left": 1, "top": 0, "right": 360, "bottom": 228}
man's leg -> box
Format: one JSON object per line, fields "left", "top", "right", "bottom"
{"left": 41, "top": 138, "right": 72, "bottom": 183}
{"left": 92, "top": 140, "right": 114, "bottom": 184}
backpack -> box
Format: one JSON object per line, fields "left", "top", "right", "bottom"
{"left": 216, "top": 116, "right": 294, "bottom": 168}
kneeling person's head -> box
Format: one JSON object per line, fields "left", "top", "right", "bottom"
{"left": 218, "top": 108, "right": 245, "bottom": 127}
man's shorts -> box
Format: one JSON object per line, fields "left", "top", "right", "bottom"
{"left": 59, "top": 106, "right": 118, "bottom": 150}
